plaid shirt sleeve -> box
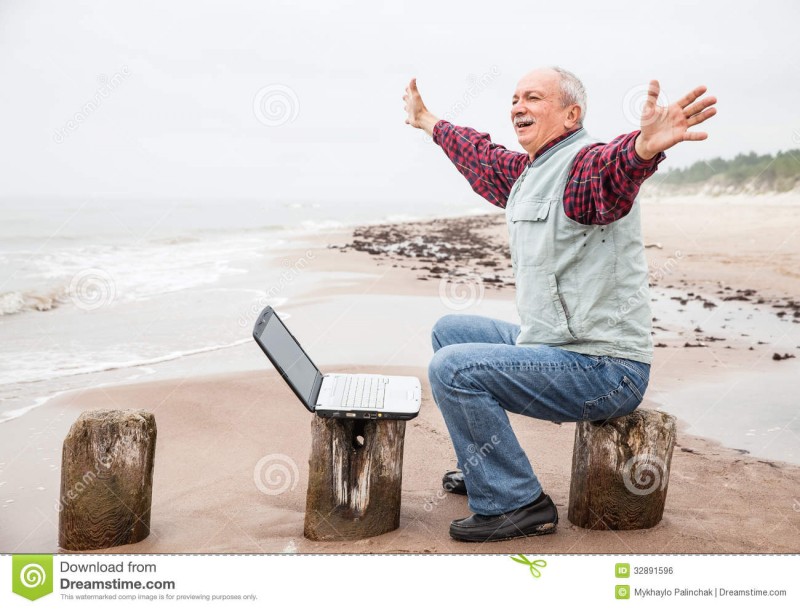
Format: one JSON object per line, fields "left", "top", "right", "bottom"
{"left": 432, "top": 120, "right": 528, "bottom": 209}
{"left": 566, "top": 130, "right": 665, "bottom": 225}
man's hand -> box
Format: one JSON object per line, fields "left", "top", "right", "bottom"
{"left": 634, "top": 81, "right": 717, "bottom": 160}
{"left": 403, "top": 78, "right": 439, "bottom": 136}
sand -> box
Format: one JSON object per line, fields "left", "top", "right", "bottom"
{"left": 1, "top": 194, "right": 799, "bottom": 554}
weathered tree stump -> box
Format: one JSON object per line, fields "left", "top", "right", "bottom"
{"left": 304, "top": 416, "right": 406, "bottom": 541}
{"left": 59, "top": 409, "right": 157, "bottom": 550}
{"left": 568, "top": 408, "right": 676, "bottom": 530}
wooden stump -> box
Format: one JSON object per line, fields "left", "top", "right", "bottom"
{"left": 568, "top": 408, "right": 676, "bottom": 530}
{"left": 58, "top": 409, "right": 157, "bottom": 550}
{"left": 304, "top": 416, "right": 406, "bottom": 541}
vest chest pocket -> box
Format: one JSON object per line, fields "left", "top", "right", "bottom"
{"left": 509, "top": 199, "right": 553, "bottom": 268}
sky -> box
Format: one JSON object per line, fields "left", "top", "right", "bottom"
{"left": 0, "top": 0, "right": 798, "bottom": 205}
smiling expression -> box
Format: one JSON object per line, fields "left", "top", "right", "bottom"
{"left": 511, "top": 68, "right": 581, "bottom": 159}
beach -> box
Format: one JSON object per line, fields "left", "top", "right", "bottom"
{"left": 1, "top": 194, "right": 799, "bottom": 554}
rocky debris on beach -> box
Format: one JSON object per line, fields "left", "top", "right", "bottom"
{"left": 647, "top": 273, "right": 799, "bottom": 356}
{"left": 720, "top": 288, "right": 757, "bottom": 302}
{"left": 336, "top": 217, "right": 798, "bottom": 360}
{"left": 772, "top": 353, "right": 796, "bottom": 361}
{"left": 338, "top": 214, "right": 515, "bottom": 290}
{"left": 772, "top": 299, "right": 800, "bottom": 322}
{"left": 709, "top": 287, "right": 800, "bottom": 322}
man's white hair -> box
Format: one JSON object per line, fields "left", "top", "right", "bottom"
{"left": 550, "top": 66, "right": 587, "bottom": 125}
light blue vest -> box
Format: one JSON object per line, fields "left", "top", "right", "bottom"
{"left": 505, "top": 128, "right": 653, "bottom": 364}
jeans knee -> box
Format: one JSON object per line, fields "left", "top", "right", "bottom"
{"left": 431, "top": 314, "right": 463, "bottom": 352}
{"left": 428, "top": 347, "right": 446, "bottom": 387}
{"left": 428, "top": 344, "right": 461, "bottom": 389}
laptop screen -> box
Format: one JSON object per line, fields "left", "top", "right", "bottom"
{"left": 261, "top": 313, "right": 319, "bottom": 407}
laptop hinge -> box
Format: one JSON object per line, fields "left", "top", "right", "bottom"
{"left": 310, "top": 371, "right": 324, "bottom": 412}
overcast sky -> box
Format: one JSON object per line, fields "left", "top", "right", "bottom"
{"left": 1, "top": 0, "right": 798, "bottom": 204}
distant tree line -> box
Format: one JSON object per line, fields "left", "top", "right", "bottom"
{"left": 646, "top": 149, "right": 800, "bottom": 194}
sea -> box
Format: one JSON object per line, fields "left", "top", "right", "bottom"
{"left": 0, "top": 196, "right": 488, "bottom": 424}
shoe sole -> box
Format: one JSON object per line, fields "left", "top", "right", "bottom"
{"left": 449, "top": 521, "right": 557, "bottom": 543}
{"left": 442, "top": 473, "right": 467, "bottom": 496}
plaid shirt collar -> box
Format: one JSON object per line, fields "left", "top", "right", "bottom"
{"left": 528, "top": 127, "right": 583, "bottom": 164}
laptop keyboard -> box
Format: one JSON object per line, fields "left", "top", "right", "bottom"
{"left": 332, "top": 375, "right": 388, "bottom": 409}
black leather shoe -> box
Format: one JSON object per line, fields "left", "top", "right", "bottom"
{"left": 442, "top": 470, "right": 467, "bottom": 495}
{"left": 449, "top": 493, "right": 558, "bottom": 542}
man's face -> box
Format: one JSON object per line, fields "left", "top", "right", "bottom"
{"left": 511, "top": 69, "right": 574, "bottom": 158}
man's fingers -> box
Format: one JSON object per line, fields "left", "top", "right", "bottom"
{"left": 682, "top": 130, "right": 708, "bottom": 142}
{"left": 686, "top": 106, "right": 717, "bottom": 127}
{"left": 676, "top": 85, "right": 708, "bottom": 109}
{"left": 643, "top": 79, "right": 660, "bottom": 112}
{"left": 410, "top": 77, "right": 418, "bottom": 91}
{"left": 682, "top": 96, "right": 716, "bottom": 118}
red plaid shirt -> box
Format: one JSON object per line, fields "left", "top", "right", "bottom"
{"left": 432, "top": 121, "right": 665, "bottom": 225}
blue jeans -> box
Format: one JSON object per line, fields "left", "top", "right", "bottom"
{"left": 428, "top": 314, "right": 650, "bottom": 516}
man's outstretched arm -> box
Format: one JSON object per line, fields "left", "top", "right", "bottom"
{"left": 567, "top": 131, "right": 665, "bottom": 225}
{"left": 568, "top": 81, "right": 717, "bottom": 225}
{"left": 403, "top": 78, "right": 527, "bottom": 209}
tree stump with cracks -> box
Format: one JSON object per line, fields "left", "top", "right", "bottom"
{"left": 304, "top": 416, "right": 406, "bottom": 541}
{"left": 58, "top": 409, "right": 157, "bottom": 550}
{"left": 568, "top": 409, "right": 676, "bottom": 530}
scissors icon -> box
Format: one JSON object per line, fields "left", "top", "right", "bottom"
{"left": 510, "top": 554, "right": 547, "bottom": 578}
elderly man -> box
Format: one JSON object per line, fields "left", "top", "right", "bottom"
{"left": 402, "top": 67, "right": 716, "bottom": 542}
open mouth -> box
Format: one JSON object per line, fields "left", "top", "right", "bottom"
{"left": 514, "top": 116, "right": 535, "bottom": 130}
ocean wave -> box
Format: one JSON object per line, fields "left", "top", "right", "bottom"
{"left": 0, "top": 394, "right": 55, "bottom": 424}
{"left": 0, "top": 287, "right": 66, "bottom": 316}
{"left": 1, "top": 234, "right": 269, "bottom": 317}
{"left": 0, "top": 338, "right": 253, "bottom": 388}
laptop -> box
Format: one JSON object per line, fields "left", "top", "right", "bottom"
{"left": 252, "top": 306, "right": 421, "bottom": 420}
